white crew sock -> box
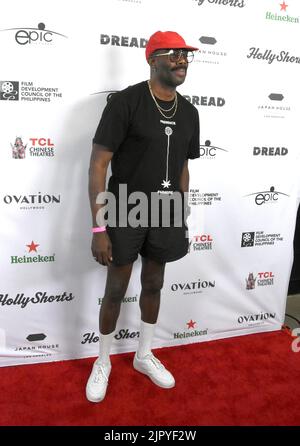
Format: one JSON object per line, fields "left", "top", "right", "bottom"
{"left": 98, "top": 331, "right": 115, "bottom": 365}
{"left": 137, "top": 320, "right": 156, "bottom": 359}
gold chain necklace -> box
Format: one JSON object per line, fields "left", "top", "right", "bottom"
{"left": 147, "top": 80, "right": 178, "bottom": 119}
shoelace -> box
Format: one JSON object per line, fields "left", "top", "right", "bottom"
{"left": 93, "top": 363, "right": 109, "bottom": 384}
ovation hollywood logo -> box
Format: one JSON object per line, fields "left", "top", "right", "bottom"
{"left": 244, "top": 186, "right": 289, "bottom": 205}
{"left": 246, "top": 272, "right": 275, "bottom": 289}
{"left": 174, "top": 320, "right": 208, "bottom": 340}
{"left": 193, "top": 0, "right": 245, "bottom": 8}
{"left": 11, "top": 241, "right": 55, "bottom": 265}
{"left": 0, "top": 81, "right": 63, "bottom": 102}
{"left": 266, "top": 2, "right": 299, "bottom": 24}
{"left": 11, "top": 137, "right": 55, "bottom": 158}
{"left": 199, "top": 140, "right": 228, "bottom": 160}
{"left": 3, "top": 192, "right": 61, "bottom": 211}
{"left": 196, "top": 36, "right": 227, "bottom": 65}
{"left": 0, "top": 22, "right": 67, "bottom": 45}
{"left": 0, "top": 291, "right": 74, "bottom": 309}
{"left": 238, "top": 311, "right": 276, "bottom": 326}
{"left": 188, "top": 234, "right": 213, "bottom": 252}
{"left": 171, "top": 279, "right": 215, "bottom": 295}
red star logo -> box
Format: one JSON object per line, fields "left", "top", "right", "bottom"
{"left": 280, "top": 1, "right": 288, "bottom": 11}
{"left": 26, "top": 241, "right": 39, "bottom": 252}
{"left": 187, "top": 320, "right": 196, "bottom": 329}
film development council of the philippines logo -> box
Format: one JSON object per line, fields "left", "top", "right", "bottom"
{"left": 0, "top": 81, "right": 19, "bottom": 100}
{"left": 0, "top": 22, "right": 67, "bottom": 45}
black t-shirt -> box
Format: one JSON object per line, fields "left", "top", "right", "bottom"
{"left": 93, "top": 80, "right": 200, "bottom": 225}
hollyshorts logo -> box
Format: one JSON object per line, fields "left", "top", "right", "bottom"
{"left": 245, "top": 272, "right": 275, "bottom": 290}
{"left": 11, "top": 137, "right": 55, "bottom": 158}
{"left": 174, "top": 320, "right": 208, "bottom": 340}
{"left": 258, "top": 93, "right": 291, "bottom": 119}
{"left": 244, "top": 186, "right": 289, "bottom": 205}
{"left": 10, "top": 241, "right": 55, "bottom": 265}
{"left": 183, "top": 94, "right": 225, "bottom": 108}
{"left": 13, "top": 333, "right": 59, "bottom": 359}
{"left": 193, "top": 0, "right": 245, "bottom": 7}
{"left": 253, "top": 146, "right": 288, "bottom": 157}
{"left": 0, "top": 292, "right": 74, "bottom": 309}
{"left": 98, "top": 294, "right": 138, "bottom": 305}
{"left": 237, "top": 311, "right": 276, "bottom": 327}
{"left": 266, "top": 2, "right": 299, "bottom": 24}
{"left": 188, "top": 234, "right": 213, "bottom": 252}
{"left": 247, "top": 47, "right": 300, "bottom": 65}
{"left": 100, "top": 34, "right": 147, "bottom": 48}
{"left": 0, "top": 22, "right": 67, "bottom": 45}
{"left": 195, "top": 36, "right": 227, "bottom": 65}
{"left": 171, "top": 279, "right": 215, "bottom": 295}
{"left": 0, "top": 81, "right": 63, "bottom": 102}
{"left": 3, "top": 192, "right": 61, "bottom": 211}
{"left": 241, "top": 231, "right": 284, "bottom": 247}
{"left": 189, "top": 189, "right": 222, "bottom": 206}
{"left": 81, "top": 329, "right": 140, "bottom": 345}
{"left": 199, "top": 140, "right": 228, "bottom": 160}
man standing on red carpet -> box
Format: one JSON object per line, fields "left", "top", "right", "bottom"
{"left": 86, "top": 31, "right": 200, "bottom": 402}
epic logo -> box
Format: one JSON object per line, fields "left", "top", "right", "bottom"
{"left": 12, "top": 23, "right": 67, "bottom": 45}
{"left": 245, "top": 186, "right": 289, "bottom": 205}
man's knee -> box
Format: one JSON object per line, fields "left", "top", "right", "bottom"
{"left": 104, "top": 281, "right": 127, "bottom": 303}
{"left": 141, "top": 274, "right": 164, "bottom": 294}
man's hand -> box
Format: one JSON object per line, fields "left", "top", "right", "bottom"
{"left": 91, "top": 232, "right": 113, "bottom": 266}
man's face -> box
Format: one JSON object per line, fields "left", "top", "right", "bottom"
{"left": 150, "top": 49, "right": 189, "bottom": 88}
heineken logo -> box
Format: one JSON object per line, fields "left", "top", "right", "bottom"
{"left": 174, "top": 320, "right": 208, "bottom": 339}
{"left": 11, "top": 241, "right": 55, "bottom": 264}
{"left": 265, "top": 2, "right": 299, "bottom": 24}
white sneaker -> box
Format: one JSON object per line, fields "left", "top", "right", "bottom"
{"left": 133, "top": 352, "right": 175, "bottom": 388}
{"left": 86, "top": 359, "right": 111, "bottom": 403}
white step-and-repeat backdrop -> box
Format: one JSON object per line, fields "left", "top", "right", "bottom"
{"left": 0, "top": 0, "right": 300, "bottom": 366}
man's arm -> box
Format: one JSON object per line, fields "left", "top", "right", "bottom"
{"left": 88, "top": 143, "right": 114, "bottom": 265}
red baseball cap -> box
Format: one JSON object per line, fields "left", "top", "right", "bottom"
{"left": 145, "top": 31, "right": 198, "bottom": 61}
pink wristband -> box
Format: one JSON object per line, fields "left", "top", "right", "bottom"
{"left": 92, "top": 226, "right": 106, "bottom": 233}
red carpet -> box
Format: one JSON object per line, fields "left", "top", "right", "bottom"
{"left": 1, "top": 329, "right": 300, "bottom": 426}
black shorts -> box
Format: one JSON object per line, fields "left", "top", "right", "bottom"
{"left": 106, "top": 225, "right": 189, "bottom": 266}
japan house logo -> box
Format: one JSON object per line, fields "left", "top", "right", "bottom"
{"left": 196, "top": 35, "right": 227, "bottom": 64}
{"left": 244, "top": 186, "right": 289, "bottom": 205}
{"left": 265, "top": 2, "right": 299, "bottom": 24}
{"left": 0, "top": 22, "right": 67, "bottom": 45}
